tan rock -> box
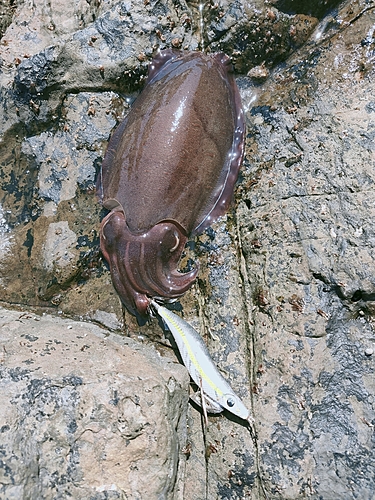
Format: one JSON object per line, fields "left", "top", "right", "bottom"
{"left": 0, "top": 307, "right": 189, "bottom": 499}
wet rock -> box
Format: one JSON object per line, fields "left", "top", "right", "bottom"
{"left": 200, "top": 1, "right": 319, "bottom": 74}
{"left": 0, "top": 0, "right": 319, "bottom": 321}
{"left": 271, "top": 0, "right": 341, "bottom": 18}
{"left": 0, "top": 306, "right": 189, "bottom": 499}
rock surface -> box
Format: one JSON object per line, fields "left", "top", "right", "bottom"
{"left": 237, "top": 4, "right": 375, "bottom": 496}
{"left": 1, "top": 0, "right": 375, "bottom": 499}
{"left": 0, "top": 307, "right": 189, "bottom": 499}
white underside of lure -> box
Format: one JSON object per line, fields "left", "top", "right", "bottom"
{"left": 151, "top": 300, "right": 252, "bottom": 423}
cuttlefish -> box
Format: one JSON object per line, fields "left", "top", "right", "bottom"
{"left": 97, "top": 49, "right": 245, "bottom": 317}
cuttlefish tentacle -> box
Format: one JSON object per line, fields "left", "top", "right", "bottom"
{"left": 101, "top": 210, "right": 198, "bottom": 316}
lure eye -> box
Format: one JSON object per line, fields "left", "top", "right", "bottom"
{"left": 227, "top": 397, "right": 235, "bottom": 408}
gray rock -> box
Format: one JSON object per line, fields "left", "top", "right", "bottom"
{"left": 232, "top": 2, "right": 375, "bottom": 498}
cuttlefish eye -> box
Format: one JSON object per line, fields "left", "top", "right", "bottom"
{"left": 169, "top": 230, "right": 180, "bottom": 252}
{"left": 227, "top": 397, "right": 235, "bottom": 408}
{"left": 160, "top": 226, "right": 181, "bottom": 253}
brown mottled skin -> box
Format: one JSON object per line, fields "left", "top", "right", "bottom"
{"left": 97, "top": 50, "right": 245, "bottom": 317}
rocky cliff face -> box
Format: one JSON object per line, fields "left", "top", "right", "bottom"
{"left": 1, "top": 0, "right": 374, "bottom": 498}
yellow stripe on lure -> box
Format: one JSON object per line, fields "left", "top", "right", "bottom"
{"left": 151, "top": 300, "right": 253, "bottom": 424}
